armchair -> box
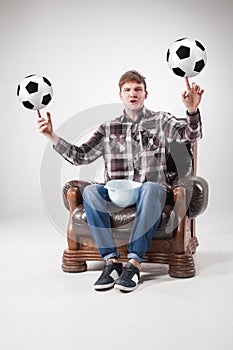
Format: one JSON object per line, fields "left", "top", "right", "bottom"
{"left": 61, "top": 141, "right": 208, "bottom": 278}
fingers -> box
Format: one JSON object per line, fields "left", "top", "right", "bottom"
{"left": 37, "top": 111, "right": 51, "bottom": 133}
{"left": 185, "top": 76, "right": 191, "bottom": 90}
{"left": 185, "top": 78, "right": 204, "bottom": 95}
{"left": 195, "top": 85, "right": 204, "bottom": 94}
{"left": 192, "top": 82, "right": 200, "bottom": 91}
{"left": 38, "top": 119, "right": 48, "bottom": 133}
{"left": 46, "top": 111, "right": 51, "bottom": 121}
{"left": 37, "top": 111, "right": 51, "bottom": 123}
{"left": 191, "top": 83, "right": 205, "bottom": 95}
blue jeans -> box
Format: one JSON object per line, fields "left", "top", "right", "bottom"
{"left": 83, "top": 182, "right": 166, "bottom": 263}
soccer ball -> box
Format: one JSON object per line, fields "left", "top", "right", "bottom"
{"left": 166, "top": 38, "right": 207, "bottom": 78}
{"left": 17, "top": 74, "right": 53, "bottom": 110}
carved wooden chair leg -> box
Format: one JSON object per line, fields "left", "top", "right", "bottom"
{"left": 189, "top": 219, "right": 199, "bottom": 254}
{"left": 62, "top": 249, "right": 87, "bottom": 273}
{"left": 62, "top": 187, "right": 87, "bottom": 273}
{"left": 168, "top": 186, "right": 196, "bottom": 278}
{"left": 168, "top": 253, "right": 195, "bottom": 278}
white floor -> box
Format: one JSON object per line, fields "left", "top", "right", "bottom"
{"left": 1, "top": 211, "right": 233, "bottom": 350}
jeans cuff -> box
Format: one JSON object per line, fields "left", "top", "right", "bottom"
{"left": 127, "top": 253, "right": 143, "bottom": 263}
{"left": 103, "top": 252, "right": 120, "bottom": 262}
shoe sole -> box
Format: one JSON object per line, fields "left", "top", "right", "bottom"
{"left": 94, "top": 282, "right": 115, "bottom": 290}
{"left": 114, "top": 283, "right": 139, "bottom": 292}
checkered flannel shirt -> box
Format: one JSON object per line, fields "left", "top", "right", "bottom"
{"left": 54, "top": 107, "right": 202, "bottom": 190}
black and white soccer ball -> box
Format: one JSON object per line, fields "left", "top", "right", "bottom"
{"left": 17, "top": 74, "right": 53, "bottom": 110}
{"left": 166, "top": 38, "right": 207, "bottom": 78}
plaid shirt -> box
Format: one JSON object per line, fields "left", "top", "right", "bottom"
{"left": 54, "top": 107, "right": 202, "bottom": 189}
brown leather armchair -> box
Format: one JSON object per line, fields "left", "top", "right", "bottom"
{"left": 61, "top": 141, "right": 208, "bottom": 278}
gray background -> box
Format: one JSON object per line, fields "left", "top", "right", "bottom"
{"left": 1, "top": 0, "right": 232, "bottom": 219}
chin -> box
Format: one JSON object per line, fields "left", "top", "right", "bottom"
{"left": 128, "top": 104, "right": 143, "bottom": 111}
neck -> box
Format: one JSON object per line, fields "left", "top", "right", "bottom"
{"left": 124, "top": 107, "right": 143, "bottom": 122}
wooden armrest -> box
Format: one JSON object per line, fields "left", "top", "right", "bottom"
{"left": 67, "top": 187, "right": 79, "bottom": 212}
{"left": 173, "top": 186, "right": 187, "bottom": 221}
{"left": 63, "top": 180, "right": 93, "bottom": 211}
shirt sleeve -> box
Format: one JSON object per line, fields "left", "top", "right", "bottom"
{"left": 162, "top": 109, "right": 202, "bottom": 143}
{"left": 53, "top": 124, "right": 105, "bottom": 165}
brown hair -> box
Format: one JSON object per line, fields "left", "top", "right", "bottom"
{"left": 118, "top": 70, "right": 147, "bottom": 91}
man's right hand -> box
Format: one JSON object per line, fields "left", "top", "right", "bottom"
{"left": 37, "top": 110, "right": 59, "bottom": 145}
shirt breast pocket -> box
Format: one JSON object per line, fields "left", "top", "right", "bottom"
{"left": 109, "top": 133, "right": 127, "bottom": 153}
{"left": 141, "top": 130, "right": 160, "bottom": 151}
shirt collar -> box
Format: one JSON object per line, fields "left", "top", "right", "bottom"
{"left": 121, "top": 106, "right": 147, "bottom": 124}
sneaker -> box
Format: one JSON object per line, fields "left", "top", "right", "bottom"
{"left": 94, "top": 261, "right": 123, "bottom": 290}
{"left": 114, "top": 262, "right": 140, "bottom": 292}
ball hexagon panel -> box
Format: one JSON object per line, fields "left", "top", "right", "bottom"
{"left": 42, "top": 94, "right": 52, "bottom": 105}
{"left": 176, "top": 46, "right": 190, "bottom": 60}
{"left": 194, "top": 59, "right": 205, "bottom": 72}
{"left": 26, "top": 81, "right": 39, "bottom": 94}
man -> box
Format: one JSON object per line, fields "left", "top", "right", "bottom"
{"left": 38, "top": 70, "right": 204, "bottom": 292}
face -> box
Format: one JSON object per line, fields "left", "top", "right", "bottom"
{"left": 119, "top": 81, "right": 148, "bottom": 112}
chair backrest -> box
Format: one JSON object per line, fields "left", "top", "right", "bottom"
{"left": 166, "top": 141, "right": 194, "bottom": 187}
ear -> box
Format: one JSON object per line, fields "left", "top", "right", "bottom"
{"left": 145, "top": 90, "right": 148, "bottom": 99}
{"left": 119, "top": 91, "right": 123, "bottom": 100}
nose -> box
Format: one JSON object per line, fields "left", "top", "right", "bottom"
{"left": 129, "top": 89, "right": 137, "bottom": 96}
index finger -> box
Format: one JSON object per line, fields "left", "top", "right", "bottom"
{"left": 185, "top": 76, "right": 191, "bottom": 90}
{"left": 46, "top": 111, "right": 51, "bottom": 121}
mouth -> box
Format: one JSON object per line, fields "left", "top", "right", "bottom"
{"left": 129, "top": 99, "right": 138, "bottom": 104}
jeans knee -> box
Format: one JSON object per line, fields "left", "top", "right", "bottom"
{"left": 141, "top": 182, "right": 164, "bottom": 196}
{"left": 139, "top": 182, "right": 166, "bottom": 207}
{"left": 83, "top": 184, "right": 98, "bottom": 202}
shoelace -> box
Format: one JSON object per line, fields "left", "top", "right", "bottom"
{"left": 120, "top": 267, "right": 135, "bottom": 281}
{"left": 100, "top": 264, "right": 114, "bottom": 278}
{"left": 100, "top": 263, "right": 122, "bottom": 279}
